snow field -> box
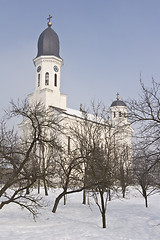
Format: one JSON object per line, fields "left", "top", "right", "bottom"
{"left": 0, "top": 188, "right": 160, "bottom": 240}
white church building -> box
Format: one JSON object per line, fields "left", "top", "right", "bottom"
{"left": 19, "top": 16, "right": 133, "bottom": 166}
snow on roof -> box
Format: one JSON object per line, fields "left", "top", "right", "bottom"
{"left": 49, "top": 106, "right": 107, "bottom": 124}
{"left": 66, "top": 108, "right": 84, "bottom": 118}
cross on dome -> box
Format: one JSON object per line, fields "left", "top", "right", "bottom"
{"left": 47, "top": 14, "right": 52, "bottom": 27}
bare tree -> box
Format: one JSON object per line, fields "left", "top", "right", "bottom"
{"left": 0, "top": 100, "right": 61, "bottom": 217}
{"left": 128, "top": 79, "right": 160, "bottom": 167}
{"left": 133, "top": 146, "right": 160, "bottom": 207}
{"left": 86, "top": 145, "right": 114, "bottom": 228}
{"left": 115, "top": 145, "right": 133, "bottom": 198}
{"left": 127, "top": 79, "right": 160, "bottom": 199}
{"left": 66, "top": 102, "right": 130, "bottom": 228}
{"left": 52, "top": 151, "right": 84, "bottom": 213}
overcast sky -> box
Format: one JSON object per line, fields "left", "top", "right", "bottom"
{"left": 0, "top": 0, "right": 160, "bottom": 115}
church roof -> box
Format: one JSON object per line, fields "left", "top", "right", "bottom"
{"left": 36, "top": 25, "right": 60, "bottom": 58}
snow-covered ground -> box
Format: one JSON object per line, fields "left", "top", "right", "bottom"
{"left": 0, "top": 188, "right": 160, "bottom": 240}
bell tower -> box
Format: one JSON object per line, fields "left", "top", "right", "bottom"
{"left": 110, "top": 93, "right": 128, "bottom": 126}
{"left": 28, "top": 15, "right": 67, "bottom": 110}
{"left": 110, "top": 94, "right": 133, "bottom": 155}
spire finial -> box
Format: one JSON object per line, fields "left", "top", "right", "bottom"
{"left": 116, "top": 93, "right": 120, "bottom": 100}
{"left": 47, "top": 14, "right": 52, "bottom": 27}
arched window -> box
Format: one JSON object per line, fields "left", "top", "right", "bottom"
{"left": 54, "top": 74, "right": 57, "bottom": 87}
{"left": 119, "top": 111, "right": 122, "bottom": 117}
{"left": 45, "top": 72, "right": 49, "bottom": 85}
{"left": 38, "top": 74, "right": 40, "bottom": 87}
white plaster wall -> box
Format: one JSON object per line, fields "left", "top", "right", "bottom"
{"left": 28, "top": 89, "right": 67, "bottom": 110}
{"left": 34, "top": 55, "right": 63, "bottom": 92}
{"left": 110, "top": 106, "right": 128, "bottom": 126}
{"left": 28, "top": 55, "right": 67, "bottom": 110}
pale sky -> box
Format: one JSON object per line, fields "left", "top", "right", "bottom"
{"left": 0, "top": 0, "right": 160, "bottom": 115}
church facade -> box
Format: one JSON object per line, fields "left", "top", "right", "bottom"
{"left": 19, "top": 16, "right": 133, "bottom": 173}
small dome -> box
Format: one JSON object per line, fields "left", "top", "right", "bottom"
{"left": 110, "top": 100, "right": 126, "bottom": 107}
{"left": 36, "top": 26, "right": 60, "bottom": 58}
{"left": 110, "top": 94, "right": 126, "bottom": 107}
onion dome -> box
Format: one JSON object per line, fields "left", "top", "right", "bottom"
{"left": 110, "top": 93, "right": 126, "bottom": 107}
{"left": 36, "top": 15, "right": 60, "bottom": 58}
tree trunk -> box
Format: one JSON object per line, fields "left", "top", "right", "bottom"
{"left": 100, "top": 191, "right": 106, "bottom": 228}
{"left": 52, "top": 191, "right": 66, "bottom": 213}
{"left": 122, "top": 186, "right": 126, "bottom": 198}
{"left": 82, "top": 166, "right": 87, "bottom": 204}
{"left": 64, "top": 194, "right": 67, "bottom": 205}
{"left": 108, "top": 188, "right": 111, "bottom": 201}
{"left": 142, "top": 186, "right": 148, "bottom": 208}
{"left": 145, "top": 195, "right": 148, "bottom": 208}
{"left": 43, "top": 177, "right": 48, "bottom": 196}
{"left": 102, "top": 212, "right": 106, "bottom": 228}
{"left": 82, "top": 189, "right": 86, "bottom": 205}
{"left": 37, "top": 179, "right": 40, "bottom": 194}
{"left": 26, "top": 179, "right": 30, "bottom": 194}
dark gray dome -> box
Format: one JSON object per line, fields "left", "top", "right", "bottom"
{"left": 36, "top": 26, "right": 60, "bottom": 58}
{"left": 110, "top": 99, "right": 126, "bottom": 107}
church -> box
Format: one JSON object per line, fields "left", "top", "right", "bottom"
{"left": 19, "top": 16, "right": 133, "bottom": 172}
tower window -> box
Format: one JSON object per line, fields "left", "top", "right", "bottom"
{"left": 119, "top": 111, "right": 122, "bottom": 117}
{"left": 38, "top": 74, "right": 40, "bottom": 87}
{"left": 54, "top": 74, "right": 57, "bottom": 87}
{"left": 114, "top": 112, "right": 116, "bottom": 118}
{"left": 45, "top": 72, "right": 49, "bottom": 85}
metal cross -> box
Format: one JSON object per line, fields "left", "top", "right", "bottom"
{"left": 47, "top": 15, "right": 52, "bottom": 22}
